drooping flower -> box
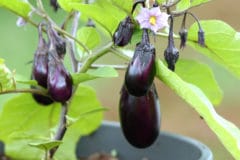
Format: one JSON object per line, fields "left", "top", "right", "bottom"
{"left": 136, "top": 7, "right": 169, "bottom": 33}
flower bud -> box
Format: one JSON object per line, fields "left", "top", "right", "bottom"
{"left": 179, "top": 28, "right": 188, "bottom": 49}
{"left": 47, "top": 50, "right": 72, "bottom": 103}
{"left": 47, "top": 26, "right": 66, "bottom": 59}
{"left": 125, "top": 29, "right": 155, "bottom": 96}
{"left": 50, "top": 0, "right": 59, "bottom": 11}
{"left": 164, "top": 16, "right": 179, "bottom": 71}
{"left": 198, "top": 28, "right": 205, "bottom": 47}
{"left": 119, "top": 85, "right": 161, "bottom": 148}
{"left": 113, "top": 16, "right": 134, "bottom": 47}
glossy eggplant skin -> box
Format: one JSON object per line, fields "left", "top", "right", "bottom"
{"left": 125, "top": 42, "right": 156, "bottom": 97}
{"left": 47, "top": 50, "right": 72, "bottom": 103}
{"left": 113, "top": 16, "right": 134, "bottom": 47}
{"left": 119, "top": 85, "right": 160, "bottom": 148}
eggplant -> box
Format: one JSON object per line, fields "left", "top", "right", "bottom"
{"left": 47, "top": 49, "right": 72, "bottom": 103}
{"left": 125, "top": 29, "right": 156, "bottom": 96}
{"left": 113, "top": 16, "right": 134, "bottom": 47}
{"left": 119, "top": 85, "right": 161, "bottom": 148}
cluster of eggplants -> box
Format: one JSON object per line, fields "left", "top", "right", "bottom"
{"left": 119, "top": 85, "right": 160, "bottom": 148}
{"left": 118, "top": 29, "right": 159, "bottom": 148}
{"left": 31, "top": 24, "right": 72, "bottom": 105}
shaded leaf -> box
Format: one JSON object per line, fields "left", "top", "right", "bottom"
{"left": 175, "top": 59, "right": 223, "bottom": 106}
{"left": 176, "top": 0, "right": 191, "bottom": 11}
{"left": 191, "top": 0, "right": 211, "bottom": 7}
{"left": 156, "top": 59, "right": 240, "bottom": 160}
{"left": 188, "top": 20, "right": 240, "bottom": 79}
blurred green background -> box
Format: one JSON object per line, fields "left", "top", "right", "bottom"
{"left": 0, "top": 0, "right": 240, "bottom": 159}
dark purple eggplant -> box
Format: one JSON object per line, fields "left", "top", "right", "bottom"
{"left": 32, "top": 24, "right": 49, "bottom": 87}
{"left": 31, "top": 85, "right": 54, "bottom": 105}
{"left": 125, "top": 29, "right": 156, "bottom": 96}
{"left": 47, "top": 48, "right": 72, "bottom": 103}
{"left": 164, "top": 16, "right": 179, "bottom": 71}
{"left": 119, "top": 85, "right": 160, "bottom": 148}
{"left": 179, "top": 28, "right": 188, "bottom": 49}
{"left": 113, "top": 16, "right": 134, "bottom": 47}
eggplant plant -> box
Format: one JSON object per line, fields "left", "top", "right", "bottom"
{"left": 0, "top": 0, "right": 240, "bottom": 160}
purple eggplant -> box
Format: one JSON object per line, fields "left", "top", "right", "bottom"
{"left": 113, "top": 16, "right": 134, "bottom": 47}
{"left": 125, "top": 29, "right": 156, "bottom": 96}
{"left": 47, "top": 49, "right": 72, "bottom": 103}
{"left": 119, "top": 85, "right": 161, "bottom": 148}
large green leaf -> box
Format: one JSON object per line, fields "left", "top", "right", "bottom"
{"left": 0, "top": 85, "right": 103, "bottom": 159}
{"left": 0, "top": 94, "right": 61, "bottom": 159}
{"left": 58, "top": 0, "right": 83, "bottom": 12}
{"left": 175, "top": 59, "right": 222, "bottom": 106}
{"left": 0, "top": 0, "right": 31, "bottom": 18}
{"left": 0, "top": 58, "right": 15, "bottom": 91}
{"left": 72, "top": 66, "right": 118, "bottom": 84}
{"left": 76, "top": 26, "right": 101, "bottom": 58}
{"left": 111, "top": 0, "right": 132, "bottom": 13}
{"left": 156, "top": 59, "right": 240, "bottom": 160}
{"left": 188, "top": 20, "right": 240, "bottom": 79}
{"left": 69, "top": 0, "right": 126, "bottom": 34}
{"left": 55, "top": 84, "right": 104, "bottom": 160}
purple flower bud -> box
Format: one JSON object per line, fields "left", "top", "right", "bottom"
{"left": 125, "top": 30, "right": 156, "bottom": 96}
{"left": 48, "top": 26, "right": 66, "bottom": 59}
{"left": 164, "top": 16, "right": 179, "bottom": 71}
{"left": 47, "top": 51, "right": 72, "bottom": 103}
{"left": 198, "top": 28, "right": 205, "bottom": 47}
{"left": 179, "top": 28, "right": 188, "bottom": 49}
{"left": 119, "top": 85, "right": 161, "bottom": 148}
{"left": 50, "top": 0, "right": 59, "bottom": 11}
{"left": 113, "top": 16, "right": 134, "bottom": 47}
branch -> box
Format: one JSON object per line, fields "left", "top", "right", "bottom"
{"left": 49, "top": 102, "right": 68, "bottom": 159}
{"left": 0, "top": 88, "right": 48, "bottom": 96}
{"left": 79, "top": 42, "right": 113, "bottom": 73}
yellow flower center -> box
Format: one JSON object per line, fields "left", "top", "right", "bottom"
{"left": 149, "top": 16, "right": 156, "bottom": 25}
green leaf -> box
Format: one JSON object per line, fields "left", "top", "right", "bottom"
{"left": 69, "top": 0, "right": 126, "bottom": 34}
{"left": 188, "top": 20, "right": 240, "bottom": 79}
{"left": 0, "top": 58, "right": 15, "bottom": 91}
{"left": 72, "top": 66, "right": 118, "bottom": 84}
{"left": 76, "top": 26, "right": 100, "bottom": 58}
{"left": 0, "top": 0, "right": 31, "bottom": 18}
{"left": 0, "top": 94, "right": 61, "bottom": 159}
{"left": 54, "top": 84, "right": 104, "bottom": 159}
{"left": 111, "top": 0, "right": 132, "bottom": 13}
{"left": 175, "top": 59, "right": 223, "bottom": 106}
{"left": 156, "top": 59, "right": 240, "bottom": 160}
{"left": 190, "top": 0, "right": 210, "bottom": 7}
{"left": 58, "top": 0, "right": 83, "bottom": 12}
{"left": 29, "top": 140, "right": 62, "bottom": 151}
{"left": 176, "top": 0, "right": 191, "bottom": 11}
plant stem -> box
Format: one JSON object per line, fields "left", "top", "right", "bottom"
{"left": 78, "top": 63, "right": 128, "bottom": 70}
{"left": 49, "top": 102, "right": 68, "bottom": 159}
{"left": 79, "top": 42, "right": 113, "bottom": 73}
{"left": 68, "top": 11, "right": 81, "bottom": 72}
{"left": 0, "top": 88, "right": 48, "bottom": 96}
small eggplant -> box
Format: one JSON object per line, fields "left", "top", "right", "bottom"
{"left": 47, "top": 49, "right": 72, "bottom": 103}
{"left": 125, "top": 29, "right": 155, "bottom": 96}
{"left": 32, "top": 24, "right": 49, "bottom": 87}
{"left": 119, "top": 85, "right": 161, "bottom": 148}
{"left": 50, "top": 0, "right": 59, "bottom": 11}
{"left": 164, "top": 16, "right": 179, "bottom": 71}
{"left": 31, "top": 85, "right": 54, "bottom": 105}
{"left": 113, "top": 16, "right": 134, "bottom": 47}
{"left": 179, "top": 28, "right": 188, "bottom": 49}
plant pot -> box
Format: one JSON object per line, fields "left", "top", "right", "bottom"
{"left": 76, "top": 121, "right": 213, "bottom": 160}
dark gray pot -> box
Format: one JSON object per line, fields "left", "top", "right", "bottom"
{"left": 76, "top": 121, "right": 213, "bottom": 160}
